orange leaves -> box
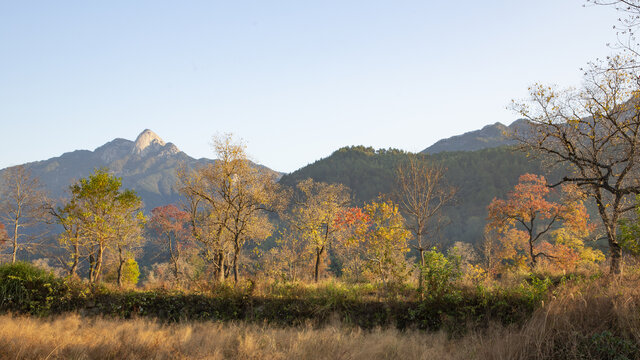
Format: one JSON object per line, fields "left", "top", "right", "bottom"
{"left": 334, "top": 207, "right": 370, "bottom": 230}
{"left": 0, "top": 223, "right": 5, "bottom": 244}
{"left": 485, "top": 173, "right": 593, "bottom": 272}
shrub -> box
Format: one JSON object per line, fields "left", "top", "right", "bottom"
{"left": 419, "top": 248, "right": 461, "bottom": 299}
{"left": 0, "top": 261, "right": 64, "bottom": 315}
{"left": 122, "top": 259, "right": 140, "bottom": 286}
{"left": 586, "top": 331, "right": 638, "bottom": 360}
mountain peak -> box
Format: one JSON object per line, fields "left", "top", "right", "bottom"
{"left": 133, "top": 129, "right": 166, "bottom": 155}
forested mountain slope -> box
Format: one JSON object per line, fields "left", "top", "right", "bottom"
{"left": 280, "top": 145, "right": 563, "bottom": 247}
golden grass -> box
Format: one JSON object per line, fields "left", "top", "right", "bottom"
{"left": 0, "top": 314, "right": 477, "bottom": 360}
{"left": 3, "top": 274, "right": 640, "bottom": 360}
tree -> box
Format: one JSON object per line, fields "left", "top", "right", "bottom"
{"left": 588, "top": 0, "right": 640, "bottom": 60}
{"left": 486, "top": 174, "right": 588, "bottom": 269}
{"left": 149, "top": 205, "right": 193, "bottom": 283}
{"left": 65, "top": 168, "right": 145, "bottom": 283}
{"left": 49, "top": 198, "right": 83, "bottom": 277}
{"left": 512, "top": 57, "right": 640, "bottom": 274}
{"left": 263, "top": 228, "right": 313, "bottom": 282}
{"left": 111, "top": 191, "right": 145, "bottom": 287}
{"left": 360, "top": 198, "right": 411, "bottom": 286}
{"left": 0, "top": 223, "right": 6, "bottom": 245}
{"left": 178, "top": 134, "right": 281, "bottom": 284}
{"left": 619, "top": 195, "right": 640, "bottom": 255}
{"left": 395, "top": 155, "right": 455, "bottom": 287}
{"left": 333, "top": 206, "right": 370, "bottom": 282}
{"left": 287, "top": 178, "right": 350, "bottom": 282}
{"left": 0, "top": 165, "right": 48, "bottom": 263}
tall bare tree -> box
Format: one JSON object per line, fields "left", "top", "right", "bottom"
{"left": 395, "top": 155, "right": 455, "bottom": 287}
{"left": 178, "top": 134, "right": 282, "bottom": 283}
{"left": 512, "top": 57, "right": 640, "bottom": 274}
{"left": 0, "top": 165, "right": 48, "bottom": 263}
{"left": 149, "top": 205, "right": 193, "bottom": 283}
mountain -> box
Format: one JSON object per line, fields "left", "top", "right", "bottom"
{"left": 280, "top": 145, "right": 563, "bottom": 247}
{"left": 1, "top": 130, "right": 278, "bottom": 210}
{"left": 421, "top": 119, "right": 530, "bottom": 154}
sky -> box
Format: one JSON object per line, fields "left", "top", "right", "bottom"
{"left": 0, "top": 1, "right": 623, "bottom": 173}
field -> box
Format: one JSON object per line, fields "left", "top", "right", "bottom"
{"left": 1, "top": 264, "right": 640, "bottom": 359}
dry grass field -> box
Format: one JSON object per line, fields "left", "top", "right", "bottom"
{"left": 1, "top": 275, "right": 640, "bottom": 360}
{"left": 0, "top": 314, "right": 475, "bottom": 360}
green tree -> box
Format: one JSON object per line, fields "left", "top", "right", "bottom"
{"left": 361, "top": 198, "right": 411, "bottom": 286}
{"left": 61, "top": 168, "right": 145, "bottom": 283}
{"left": 49, "top": 198, "right": 83, "bottom": 277}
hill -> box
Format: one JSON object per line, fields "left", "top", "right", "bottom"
{"left": 421, "top": 119, "right": 530, "bottom": 154}
{"left": 280, "top": 145, "right": 562, "bottom": 247}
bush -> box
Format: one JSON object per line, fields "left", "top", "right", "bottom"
{"left": 0, "top": 262, "right": 65, "bottom": 315}
{"left": 419, "top": 248, "right": 461, "bottom": 299}
{"left": 586, "top": 331, "right": 638, "bottom": 360}
{"left": 122, "top": 259, "right": 140, "bottom": 286}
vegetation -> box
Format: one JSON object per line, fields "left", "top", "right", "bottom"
{"left": 2, "top": 4, "right": 640, "bottom": 357}
{"left": 51, "top": 168, "right": 145, "bottom": 284}
{"left": 513, "top": 56, "right": 640, "bottom": 274}
{"left": 279, "top": 146, "right": 563, "bottom": 249}
{"left": 0, "top": 165, "right": 48, "bottom": 263}
{"left": 2, "top": 271, "right": 640, "bottom": 359}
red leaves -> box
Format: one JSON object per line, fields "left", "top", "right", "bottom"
{"left": 0, "top": 223, "right": 6, "bottom": 244}
{"left": 488, "top": 174, "right": 568, "bottom": 230}
{"left": 149, "top": 205, "right": 192, "bottom": 248}
{"left": 334, "top": 207, "right": 370, "bottom": 229}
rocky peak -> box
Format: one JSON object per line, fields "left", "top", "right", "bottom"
{"left": 132, "top": 129, "right": 166, "bottom": 156}
{"left": 94, "top": 138, "right": 134, "bottom": 163}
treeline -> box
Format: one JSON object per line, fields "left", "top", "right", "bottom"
{"left": 280, "top": 145, "right": 566, "bottom": 248}
{"left": 0, "top": 134, "right": 611, "bottom": 291}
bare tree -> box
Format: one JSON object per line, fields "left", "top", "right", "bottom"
{"left": 149, "top": 205, "right": 193, "bottom": 284}
{"left": 0, "top": 165, "right": 48, "bottom": 263}
{"left": 512, "top": 57, "right": 640, "bottom": 274}
{"left": 395, "top": 155, "right": 455, "bottom": 287}
{"left": 178, "top": 134, "right": 282, "bottom": 284}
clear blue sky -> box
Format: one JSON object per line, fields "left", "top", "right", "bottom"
{"left": 0, "top": 1, "right": 621, "bottom": 173}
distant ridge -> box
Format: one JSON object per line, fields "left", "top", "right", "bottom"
{"left": 0, "top": 130, "right": 279, "bottom": 210}
{"left": 421, "top": 119, "right": 529, "bottom": 154}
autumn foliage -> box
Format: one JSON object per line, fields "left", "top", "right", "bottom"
{"left": 485, "top": 174, "right": 602, "bottom": 274}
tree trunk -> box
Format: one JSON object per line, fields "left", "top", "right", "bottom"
{"left": 597, "top": 196, "right": 621, "bottom": 276}
{"left": 93, "top": 244, "right": 104, "bottom": 283}
{"left": 314, "top": 247, "right": 324, "bottom": 283}
{"left": 217, "top": 250, "right": 225, "bottom": 283}
{"left": 11, "top": 221, "right": 18, "bottom": 263}
{"left": 232, "top": 250, "right": 239, "bottom": 284}
{"left": 606, "top": 224, "right": 622, "bottom": 275}
{"left": 89, "top": 254, "right": 96, "bottom": 283}
{"left": 529, "top": 240, "right": 537, "bottom": 269}
{"left": 418, "top": 247, "right": 425, "bottom": 290}
{"left": 69, "top": 241, "right": 79, "bottom": 277}
{"left": 117, "top": 246, "right": 124, "bottom": 288}
{"left": 169, "top": 235, "right": 180, "bottom": 280}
